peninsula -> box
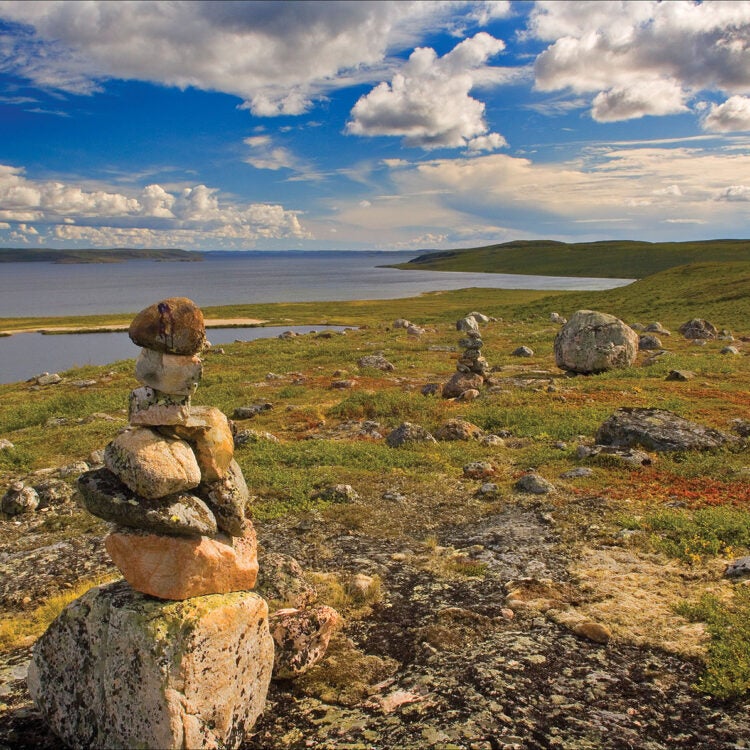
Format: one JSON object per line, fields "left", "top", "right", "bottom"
{"left": 0, "top": 248, "right": 202, "bottom": 264}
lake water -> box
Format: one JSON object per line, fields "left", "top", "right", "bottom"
{"left": 0, "top": 251, "right": 635, "bottom": 384}
{"left": 0, "top": 251, "right": 633, "bottom": 317}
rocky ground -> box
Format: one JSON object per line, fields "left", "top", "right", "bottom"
{"left": 1, "top": 473, "right": 748, "bottom": 750}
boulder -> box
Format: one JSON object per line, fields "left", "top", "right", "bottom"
{"left": 128, "top": 296, "right": 206, "bottom": 355}
{"left": 163, "top": 406, "right": 234, "bottom": 482}
{"left": 442, "top": 372, "right": 484, "bottom": 399}
{"left": 28, "top": 581, "right": 272, "bottom": 750}
{"left": 1, "top": 481, "right": 39, "bottom": 516}
{"left": 78, "top": 467, "right": 217, "bottom": 537}
{"left": 196, "top": 459, "right": 250, "bottom": 537}
{"left": 554, "top": 310, "right": 638, "bottom": 374}
{"left": 595, "top": 407, "right": 732, "bottom": 452}
{"left": 678, "top": 318, "right": 717, "bottom": 340}
{"left": 104, "top": 428, "right": 201, "bottom": 499}
{"left": 105, "top": 527, "right": 259, "bottom": 600}
{"left": 434, "top": 418, "right": 484, "bottom": 441}
{"left": 128, "top": 386, "right": 191, "bottom": 426}
{"left": 135, "top": 348, "right": 203, "bottom": 396}
{"left": 385, "top": 422, "right": 437, "bottom": 447}
{"left": 270, "top": 605, "right": 342, "bottom": 679}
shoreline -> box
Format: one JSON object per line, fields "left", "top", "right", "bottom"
{"left": 0, "top": 317, "right": 268, "bottom": 337}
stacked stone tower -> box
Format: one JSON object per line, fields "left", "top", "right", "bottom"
{"left": 28, "top": 298, "right": 273, "bottom": 750}
{"left": 442, "top": 315, "right": 490, "bottom": 399}
{"left": 456, "top": 329, "right": 489, "bottom": 378}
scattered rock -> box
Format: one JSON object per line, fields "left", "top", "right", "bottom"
{"left": 554, "top": 310, "right": 638, "bottom": 374}
{"left": 392, "top": 319, "right": 411, "bottom": 329}
{"left": 666, "top": 370, "right": 696, "bottom": 381}
{"left": 255, "top": 553, "right": 317, "bottom": 610}
{"left": 348, "top": 573, "right": 379, "bottom": 602}
{"left": 314, "top": 484, "right": 359, "bottom": 503}
{"left": 559, "top": 467, "right": 594, "bottom": 479}
{"left": 442, "top": 372, "right": 484, "bottom": 399}
{"left": 33, "top": 479, "right": 75, "bottom": 508}
{"left": 28, "top": 580, "right": 272, "bottom": 750}
{"left": 0, "top": 438, "right": 13, "bottom": 451}
{"left": 270, "top": 606, "right": 343, "bottom": 679}
{"left": 638, "top": 335, "right": 662, "bottom": 350}
{"left": 644, "top": 322, "right": 671, "bottom": 336}
{"left": 678, "top": 318, "right": 718, "bottom": 340}
{"left": 57, "top": 460, "right": 89, "bottom": 478}
{"left": 731, "top": 419, "right": 750, "bottom": 438}
{"left": 550, "top": 312, "right": 566, "bottom": 324}
{"left": 463, "top": 462, "right": 495, "bottom": 480}
{"left": 514, "top": 473, "right": 555, "bottom": 495}
{"left": 35, "top": 373, "right": 62, "bottom": 386}
{"left": 331, "top": 379, "right": 357, "bottom": 389}
{"left": 421, "top": 383, "right": 443, "bottom": 397}
{"left": 725, "top": 557, "right": 750, "bottom": 578}
{"left": 105, "top": 527, "right": 259, "bottom": 600}
{"left": 358, "top": 354, "right": 395, "bottom": 371}
{"left": 721, "top": 345, "right": 740, "bottom": 355}
{"left": 386, "top": 423, "right": 437, "bottom": 447}
{"left": 512, "top": 346, "right": 534, "bottom": 357}
{"left": 457, "top": 388, "right": 480, "bottom": 402}
{"left": 1, "top": 481, "right": 40, "bottom": 516}
{"left": 406, "top": 324, "right": 426, "bottom": 337}
{"left": 233, "top": 403, "right": 274, "bottom": 419}
{"left": 234, "top": 429, "right": 280, "bottom": 446}
{"left": 434, "top": 418, "right": 483, "bottom": 441}
{"left": 480, "top": 434, "right": 505, "bottom": 446}
{"left": 477, "top": 482, "right": 499, "bottom": 497}
{"left": 128, "top": 296, "right": 206, "bottom": 355}
{"left": 596, "top": 407, "right": 732, "bottom": 452}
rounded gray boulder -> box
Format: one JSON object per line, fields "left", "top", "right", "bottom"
{"left": 554, "top": 310, "right": 638, "bottom": 374}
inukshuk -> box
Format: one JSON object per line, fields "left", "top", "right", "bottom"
{"left": 28, "top": 297, "right": 274, "bottom": 750}
{"left": 442, "top": 321, "right": 489, "bottom": 398}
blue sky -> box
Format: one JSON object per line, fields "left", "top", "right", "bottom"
{"left": 0, "top": 0, "right": 749, "bottom": 251}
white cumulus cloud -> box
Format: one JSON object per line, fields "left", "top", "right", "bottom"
{"left": 703, "top": 95, "right": 750, "bottom": 132}
{"left": 347, "top": 32, "right": 507, "bottom": 149}
{"left": 0, "top": 1, "right": 510, "bottom": 115}
{"left": 530, "top": 0, "right": 750, "bottom": 123}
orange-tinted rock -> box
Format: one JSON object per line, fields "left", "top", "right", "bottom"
{"left": 129, "top": 297, "right": 206, "bottom": 355}
{"left": 442, "top": 372, "right": 484, "bottom": 399}
{"left": 105, "top": 527, "right": 258, "bottom": 600}
{"left": 162, "top": 406, "right": 234, "bottom": 482}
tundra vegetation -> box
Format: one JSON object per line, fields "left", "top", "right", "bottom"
{"left": 1, "top": 260, "right": 750, "bottom": 743}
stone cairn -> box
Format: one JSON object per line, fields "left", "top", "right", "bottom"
{"left": 28, "top": 298, "right": 274, "bottom": 750}
{"left": 442, "top": 314, "right": 490, "bottom": 399}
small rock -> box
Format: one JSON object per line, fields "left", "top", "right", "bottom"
{"left": 515, "top": 473, "right": 555, "bottom": 494}
{"left": 721, "top": 345, "right": 740, "bottom": 355}
{"left": 348, "top": 573, "right": 379, "bottom": 602}
{"left": 358, "top": 354, "right": 395, "bottom": 371}
{"left": 406, "top": 324, "right": 426, "bottom": 336}
{"left": 638, "top": 335, "right": 662, "bottom": 350}
{"left": 233, "top": 403, "right": 273, "bottom": 419}
{"left": 468, "top": 311, "right": 490, "bottom": 324}
{"left": 559, "top": 467, "right": 594, "bottom": 479}
{"left": 477, "top": 482, "right": 499, "bottom": 497}
{"left": 725, "top": 556, "right": 750, "bottom": 578}
{"left": 255, "top": 552, "right": 317, "bottom": 609}
{"left": 434, "top": 418, "right": 483, "bottom": 441}
{"left": 0, "top": 438, "right": 13, "bottom": 450}
{"left": 386, "top": 422, "right": 437, "bottom": 447}
{"left": 36, "top": 373, "right": 62, "bottom": 386}
{"left": 1, "top": 481, "right": 40, "bottom": 516}
{"left": 234, "top": 429, "right": 280, "bottom": 446}
{"left": 392, "top": 319, "right": 411, "bottom": 329}
{"left": 442, "top": 372, "right": 484, "bottom": 399}
{"left": 480, "top": 434, "right": 505, "bottom": 446}
{"left": 550, "top": 312, "right": 566, "bottom": 324}
{"left": 421, "top": 383, "right": 443, "bottom": 397}
{"left": 314, "top": 484, "right": 359, "bottom": 503}
{"left": 665, "top": 370, "right": 696, "bottom": 381}
{"left": 34, "top": 479, "right": 76, "bottom": 508}
{"left": 383, "top": 490, "right": 406, "bottom": 502}
{"left": 58, "top": 460, "right": 90, "bottom": 477}
{"left": 463, "top": 461, "right": 496, "bottom": 480}
{"left": 458, "top": 388, "right": 481, "bottom": 401}
{"left": 512, "top": 346, "right": 534, "bottom": 357}
{"left": 679, "top": 318, "right": 718, "bottom": 340}
{"left": 331, "top": 379, "right": 357, "bottom": 389}
{"left": 573, "top": 620, "right": 612, "bottom": 644}
{"left": 645, "top": 322, "right": 671, "bottom": 336}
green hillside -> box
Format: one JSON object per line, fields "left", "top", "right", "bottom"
{"left": 392, "top": 239, "right": 750, "bottom": 279}
{"left": 0, "top": 248, "right": 202, "bottom": 263}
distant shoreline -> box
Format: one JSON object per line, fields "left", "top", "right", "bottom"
{"left": 0, "top": 248, "right": 202, "bottom": 264}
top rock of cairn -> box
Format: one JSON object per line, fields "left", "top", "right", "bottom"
{"left": 128, "top": 296, "right": 206, "bottom": 355}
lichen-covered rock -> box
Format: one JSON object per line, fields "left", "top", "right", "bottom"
{"left": 442, "top": 372, "right": 484, "bottom": 399}
{"left": 554, "top": 310, "right": 638, "bottom": 374}
{"left": 638, "top": 335, "right": 662, "bottom": 350}
{"left": 105, "top": 527, "right": 259, "bottom": 600}
{"left": 78, "top": 467, "right": 217, "bottom": 537}
{"left": 27, "top": 580, "right": 272, "bottom": 750}
{"left": 128, "top": 296, "right": 206, "bottom": 355}
{"left": 255, "top": 552, "right": 317, "bottom": 610}
{"left": 515, "top": 472, "right": 556, "bottom": 495}
{"left": 163, "top": 405, "right": 234, "bottom": 482}
{"left": 678, "top": 318, "right": 717, "bottom": 340}
{"left": 1, "top": 481, "right": 39, "bottom": 516}
{"left": 434, "top": 418, "right": 484, "bottom": 441}
{"left": 357, "top": 354, "right": 395, "bottom": 371}
{"left": 104, "top": 427, "right": 201, "bottom": 499}
{"left": 128, "top": 386, "right": 191, "bottom": 426}
{"left": 463, "top": 462, "right": 496, "bottom": 480}
{"left": 595, "top": 407, "right": 732, "bottom": 452}
{"left": 270, "top": 605, "right": 342, "bottom": 679}
{"left": 196, "top": 459, "right": 250, "bottom": 537}
{"left": 385, "top": 422, "right": 437, "bottom": 448}
{"left": 313, "top": 484, "right": 359, "bottom": 503}
{"left": 135, "top": 348, "right": 203, "bottom": 396}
